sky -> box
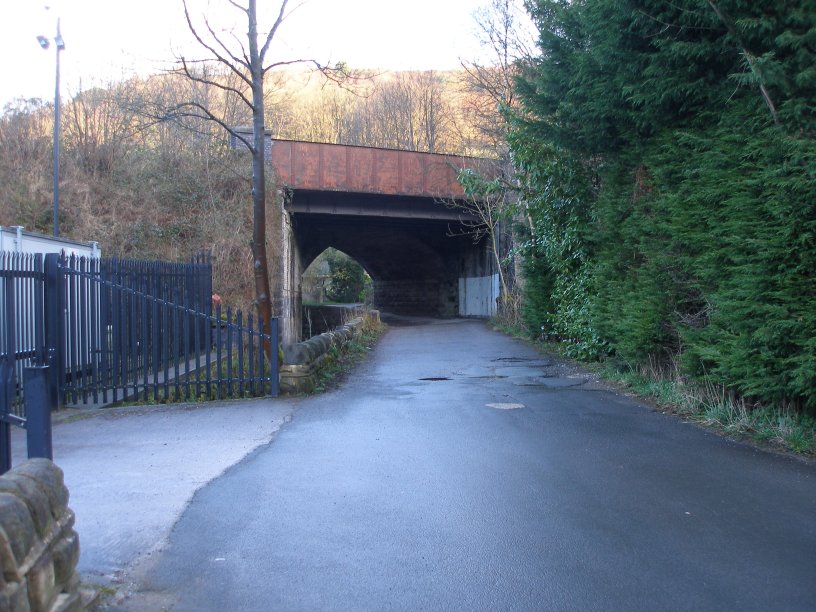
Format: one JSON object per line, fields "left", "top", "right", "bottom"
{"left": 0, "top": 0, "right": 494, "bottom": 108}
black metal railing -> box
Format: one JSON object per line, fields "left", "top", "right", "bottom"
{"left": 1, "top": 250, "right": 278, "bottom": 438}
{"left": 0, "top": 252, "right": 47, "bottom": 419}
{"left": 1, "top": 251, "right": 49, "bottom": 473}
{"left": 55, "top": 253, "right": 278, "bottom": 406}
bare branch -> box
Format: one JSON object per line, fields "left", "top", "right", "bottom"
{"left": 182, "top": 0, "right": 252, "bottom": 88}
{"left": 166, "top": 101, "right": 256, "bottom": 153}
{"left": 204, "top": 14, "right": 249, "bottom": 70}
{"left": 174, "top": 56, "right": 254, "bottom": 109}
{"left": 259, "top": 0, "right": 291, "bottom": 63}
{"left": 225, "top": 0, "right": 248, "bottom": 13}
{"left": 228, "top": 30, "right": 251, "bottom": 66}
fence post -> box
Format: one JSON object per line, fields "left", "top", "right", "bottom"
{"left": 0, "top": 361, "right": 12, "bottom": 474}
{"left": 270, "top": 316, "right": 279, "bottom": 397}
{"left": 44, "top": 254, "right": 63, "bottom": 409}
{"left": 24, "top": 366, "right": 53, "bottom": 460}
{"left": 1, "top": 264, "right": 16, "bottom": 474}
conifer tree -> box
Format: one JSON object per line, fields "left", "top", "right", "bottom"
{"left": 511, "top": 0, "right": 816, "bottom": 408}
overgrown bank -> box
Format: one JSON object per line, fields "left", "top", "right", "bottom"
{"left": 506, "top": 1, "right": 815, "bottom": 452}
{"left": 599, "top": 363, "right": 816, "bottom": 457}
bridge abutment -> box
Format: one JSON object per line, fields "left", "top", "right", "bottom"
{"left": 273, "top": 203, "right": 303, "bottom": 346}
{"left": 371, "top": 279, "right": 458, "bottom": 317}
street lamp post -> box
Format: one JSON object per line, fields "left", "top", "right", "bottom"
{"left": 37, "top": 18, "right": 65, "bottom": 238}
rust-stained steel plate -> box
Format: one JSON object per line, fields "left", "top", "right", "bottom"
{"left": 269, "top": 139, "right": 491, "bottom": 199}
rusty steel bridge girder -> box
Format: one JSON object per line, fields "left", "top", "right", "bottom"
{"left": 268, "top": 139, "right": 494, "bottom": 201}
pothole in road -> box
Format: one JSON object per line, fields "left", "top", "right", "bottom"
{"left": 485, "top": 402, "right": 525, "bottom": 410}
{"left": 515, "top": 377, "right": 587, "bottom": 388}
{"left": 492, "top": 357, "right": 553, "bottom": 367}
{"left": 419, "top": 377, "right": 450, "bottom": 381}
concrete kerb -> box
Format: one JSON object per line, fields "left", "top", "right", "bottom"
{"left": 49, "top": 395, "right": 278, "bottom": 426}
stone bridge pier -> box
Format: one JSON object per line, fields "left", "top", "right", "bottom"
{"left": 265, "top": 140, "right": 502, "bottom": 345}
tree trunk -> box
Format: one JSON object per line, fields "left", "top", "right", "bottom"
{"left": 248, "top": 0, "right": 274, "bottom": 349}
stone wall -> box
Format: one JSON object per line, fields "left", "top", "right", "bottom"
{"left": 372, "top": 280, "right": 457, "bottom": 317}
{"left": 0, "top": 459, "right": 81, "bottom": 612}
{"left": 302, "top": 305, "right": 358, "bottom": 338}
{"left": 280, "top": 311, "right": 379, "bottom": 394}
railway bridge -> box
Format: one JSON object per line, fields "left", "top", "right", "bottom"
{"left": 263, "top": 139, "right": 502, "bottom": 343}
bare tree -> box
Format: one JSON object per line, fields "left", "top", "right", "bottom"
{"left": 170, "top": 0, "right": 334, "bottom": 343}
{"left": 460, "top": 0, "right": 535, "bottom": 153}
{"left": 456, "top": 0, "right": 538, "bottom": 323}
{"left": 445, "top": 166, "right": 514, "bottom": 303}
{"left": 350, "top": 71, "right": 456, "bottom": 152}
{"left": 411, "top": 71, "right": 452, "bottom": 153}
{"left": 64, "top": 81, "right": 142, "bottom": 175}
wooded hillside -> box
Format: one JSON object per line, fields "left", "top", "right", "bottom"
{"left": 0, "top": 68, "right": 500, "bottom": 310}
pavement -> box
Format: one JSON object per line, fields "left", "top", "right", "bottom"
{"left": 10, "top": 396, "right": 301, "bottom": 590}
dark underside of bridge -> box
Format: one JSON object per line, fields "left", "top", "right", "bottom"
{"left": 288, "top": 190, "right": 485, "bottom": 317}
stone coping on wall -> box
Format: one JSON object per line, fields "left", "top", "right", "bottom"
{"left": 280, "top": 310, "right": 380, "bottom": 394}
{"left": 0, "top": 459, "right": 82, "bottom": 611}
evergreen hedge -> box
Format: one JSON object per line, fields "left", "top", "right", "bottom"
{"left": 511, "top": 0, "right": 816, "bottom": 410}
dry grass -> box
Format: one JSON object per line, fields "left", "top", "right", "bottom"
{"left": 600, "top": 360, "right": 816, "bottom": 456}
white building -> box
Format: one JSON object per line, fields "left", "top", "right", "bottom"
{"left": 0, "top": 226, "right": 100, "bottom": 259}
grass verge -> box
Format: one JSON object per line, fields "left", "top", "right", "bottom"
{"left": 599, "top": 363, "right": 816, "bottom": 456}
{"left": 311, "top": 317, "right": 387, "bottom": 394}
{"left": 493, "top": 321, "right": 815, "bottom": 457}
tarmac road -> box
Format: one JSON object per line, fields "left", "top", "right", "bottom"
{"left": 116, "top": 318, "right": 816, "bottom": 611}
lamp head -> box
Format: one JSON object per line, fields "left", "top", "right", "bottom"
{"left": 54, "top": 34, "right": 65, "bottom": 51}
{"left": 37, "top": 35, "right": 50, "bottom": 50}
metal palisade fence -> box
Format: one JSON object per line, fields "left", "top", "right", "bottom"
{"left": 1, "top": 251, "right": 46, "bottom": 423}
{"left": 1, "top": 251, "right": 279, "bottom": 413}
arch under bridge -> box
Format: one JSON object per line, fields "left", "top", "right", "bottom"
{"left": 267, "top": 139, "right": 503, "bottom": 344}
